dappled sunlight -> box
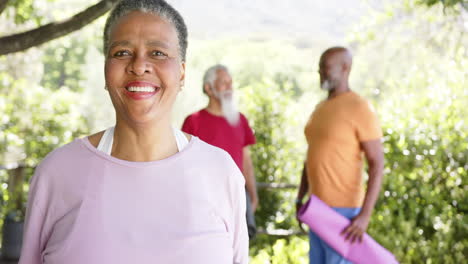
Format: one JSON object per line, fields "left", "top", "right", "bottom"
{"left": 0, "top": 0, "right": 467, "bottom": 263}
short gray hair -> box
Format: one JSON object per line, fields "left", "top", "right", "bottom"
{"left": 103, "top": 0, "right": 188, "bottom": 61}
{"left": 202, "top": 64, "right": 229, "bottom": 93}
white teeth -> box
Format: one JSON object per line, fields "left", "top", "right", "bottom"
{"left": 126, "top": 86, "right": 156, "bottom": 92}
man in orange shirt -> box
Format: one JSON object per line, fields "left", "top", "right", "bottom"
{"left": 296, "top": 47, "right": 384, "bottom": 264}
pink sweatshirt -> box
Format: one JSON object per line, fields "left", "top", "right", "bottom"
{"left": 19, "top": 136, "right": 249, "bottom": 264}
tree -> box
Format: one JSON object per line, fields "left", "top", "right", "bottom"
{"left": 246, "top": 0, "right": 467, "bottom": 261}
{"left": 0, "top": 0, "right": 120, "bottom": 56}
{"left": 419, "top": 0, "right": 468, "bottom": 11}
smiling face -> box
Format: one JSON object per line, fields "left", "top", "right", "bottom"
{"left": 213, "top": 69, "right": 233, "bottom": 94}
{"left": 104, "top": 11, "right": 185, "bottom": 126}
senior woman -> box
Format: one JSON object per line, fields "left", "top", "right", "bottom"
{"left": 18, "top": 0, "right": 248, "bottom": 263}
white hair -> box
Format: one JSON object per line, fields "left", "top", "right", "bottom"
{"left": 202, "top": 64, "right": 229, "bottom": 93}
{"left": 103, "top": 0, "right": 188, "bottom": 61}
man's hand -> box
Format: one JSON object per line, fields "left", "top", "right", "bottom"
{"left": 341, "top": 212, "right": 370, "bottom": 243}
{"left": 340, "top": 139, "right": 383, "bottom": 244}
{"left": 251, "top": 196, "right": 259, "bottom": 212}
{"left": 295, "top": 162, "right": 309, "bottom": 234}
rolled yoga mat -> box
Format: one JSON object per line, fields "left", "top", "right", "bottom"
{"left": 298, "top": 195, "right": 398, "bottom": 264}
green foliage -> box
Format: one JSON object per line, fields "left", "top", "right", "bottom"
{"left": 370, "top": 97, "right": 467, "bottom": 263}
{"left": 0, "top": 72, "right": 89, "bottom": 222}
{"left": 240, "top": 82, "right": 304, "bottom": 222}
{"left": 0, "top": 0, "right": 103, "bottom": 226}
{"left": 9, "top": 0, "right": 37, "bottom": 24}
{"left": 243, "top": 80, "right": 467, "bottom": 263}
{"left": 0, "top": 78, "right": 89, "bottom": 167}
{"left": 418, "top": 0, "right": 468, "bottom": 11}
{"left": 41, "top": 35, "right": 89, "bottom": 92}
{"left": 0, "top": 0, "right": 465, "bottom": 261}
{"left": 4, "top": 0, "right": 55, "bottom": 25}
{"left": 251, "top": 236, "right": 309, "bottom": 264}
{"left": 240, "top": 80, "right": 308, "bottom": 261}
{"left": 0, "top": 167, "right": 34, "bottom": 222}
{"left": 241, "top": 1, "right": 467, "bottom": 262}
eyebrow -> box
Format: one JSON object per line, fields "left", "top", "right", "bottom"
{"left": 108, "top": 40, "right": 170, "bottom": 50}
{"left": 146, "top": 40, "right": 170, "bottom": 49}
{"left": 108, "top": 40, "right": 131, "bottom": 50}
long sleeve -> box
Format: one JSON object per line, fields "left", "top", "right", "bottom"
{"left": 19, "top": 165, "right": 52, "bottom": 264}
{"left": 230, "top": 165, "right": 249, "bottom": 264}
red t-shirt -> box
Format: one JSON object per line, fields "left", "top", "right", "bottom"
{"left": 182, "top": 109, "right": 256, "bottom": 171}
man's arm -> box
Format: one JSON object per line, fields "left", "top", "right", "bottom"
{"left": 295, "top": 162, "right": 309, "bottom": 231}
{"left": 296, "top": 162, "right": 309, "bottom": 205}
{"left": 242, "top": 147, "right": 258, "bottom": 211}
{"left": 342, "top": 139, "right": 384, "bottom": 243}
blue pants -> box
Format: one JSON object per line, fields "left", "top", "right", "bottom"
{"left": 309, "top": 207, "right": 361, "bottom": 264}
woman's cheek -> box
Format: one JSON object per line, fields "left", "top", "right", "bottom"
{"left": 155, "top": 60, "right": 183, "bottom": 85}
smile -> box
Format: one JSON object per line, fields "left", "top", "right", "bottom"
{"left": 124, "top": 81, "right": 160, "bottom": 100}
{"left": 126, "top": 86, "right": 157, "bottom": 92}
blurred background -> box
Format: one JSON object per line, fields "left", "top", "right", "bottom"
{"left": 0, "top": 0, "right": 467, "bottom": 263}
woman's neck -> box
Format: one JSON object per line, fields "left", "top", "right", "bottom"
{"left": 111, "top": 118, "right": 178, "bottom": 162}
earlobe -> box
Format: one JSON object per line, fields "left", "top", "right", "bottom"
{"left": 179, "top": 61, "right": 186, "bottom": 82}
{"left": 203, "top": 84, "right": 211, "bottom": 95}
{"left": 179, "top": 61, "right": 185, "bottom": 92}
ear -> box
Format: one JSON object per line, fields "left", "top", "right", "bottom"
{"left": 203, "top": 83, "right": 212, "bottom": 95}
{"left": 343, "top": 57, "right": 353, "bottom": 70}
{"left": 179, "top": 61, "right": 186, "bottom": 91}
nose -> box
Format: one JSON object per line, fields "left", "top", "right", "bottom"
{"left": 127, "top": 55, "right": 151, "bottom": 76}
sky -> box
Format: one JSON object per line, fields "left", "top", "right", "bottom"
{"left": 169, "top": 0, "right": 374, "bottom": 44}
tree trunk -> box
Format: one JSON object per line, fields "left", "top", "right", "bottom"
{"left": 0, "top": 0, "right": 120, "bottom": 56}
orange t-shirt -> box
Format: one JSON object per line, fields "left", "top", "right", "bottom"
{"left": 304, "top": 91, "right": 382, "bottom": 207}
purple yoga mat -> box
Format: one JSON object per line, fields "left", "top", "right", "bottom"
{"left": 298, "top": 195, "right": 398, "bottom": 264}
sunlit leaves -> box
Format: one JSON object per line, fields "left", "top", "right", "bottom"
{"left": 418, "top": 0, "right": 468, "bottom": 12}
{"left": 41, "top": 35, "right": 89, "bottom": 92}
{"left": 245, "top": 1, "right": 466, "bottom": 261}
{"left": 349, "top": 1, "right": 467, "bottom": 263}
{"left": 0, "top": 77, "right": 89, "bottom": 168}
{"left": 5, "top": 0, "right": 52, "bottom": 25}
{"left": 240, "top": 81, "right": 306, "bottom": 256}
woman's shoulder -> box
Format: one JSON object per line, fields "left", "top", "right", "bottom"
{"left": 36, "top": 137, "right": 91, "bottom": 174}
{"left": 189, "top": 138, "right": 243, "bottom": 177}
{"left": 187, "top": 138, "right": 245, "bottom": 187}
{"left": 189, "top": 138, "right": 237, "bottom": 167}
{"left": 191, "top": 138, "right": 231, "bottom": 159}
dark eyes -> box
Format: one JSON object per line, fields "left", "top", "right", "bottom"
{"left": 113, "top": 50, "right": 131, "bottom": 57}
{"left": 151, "top": 51, "right": 167, "bottom": 58}
{"left": 111, "top": 50, "right": 168, "bottom": 59}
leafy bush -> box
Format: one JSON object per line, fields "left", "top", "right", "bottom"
{"left": 241, "top": 2, "right": 467, "bottom": 262}
{"left": 250, "top": 236, "right": 309, "bottom": 264}
{"left": 240, "top": 80, "right": 311, "bottom": 263}
{"left": 369, "top": 95, "right": 467, "bottom": 263}
{"left": 0, "top": 73, "right": 89, "bottom": 225}
{"left": 241, "top": 82, "right": 467, "bottom": 263}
